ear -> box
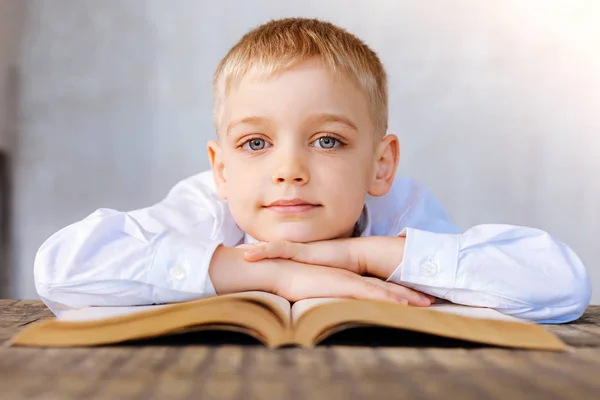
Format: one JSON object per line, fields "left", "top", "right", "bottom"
{"left": 368, "top": 134, "right": 400, "bottom": 197}
{"left": 207, "top": 140, "right": 228, "bottom": 200}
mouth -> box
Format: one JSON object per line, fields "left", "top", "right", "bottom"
{"left": 263, "top": 198, "right": 321, "bottom": 214}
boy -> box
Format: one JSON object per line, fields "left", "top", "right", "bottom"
{"left": 34, "top": 18, "right": 591, "bottom": 322}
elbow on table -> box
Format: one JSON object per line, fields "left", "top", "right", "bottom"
{"left": 540, "top": 245, "right": 592, "bottom": 323}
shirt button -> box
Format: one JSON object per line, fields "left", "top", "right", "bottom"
{"left": 169, "top": 265, "right": 186, "bottom": 280}
{"left": 421, "top": 261, "right": 438, "bottom": 277}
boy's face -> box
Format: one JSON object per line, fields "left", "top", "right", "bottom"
{"left": 208, "top": 57, "right": 398, "bottom": 243}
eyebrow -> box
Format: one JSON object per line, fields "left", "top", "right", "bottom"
{"left": 226, "top": 116, "right": 269, "bottom": 136}
{"left": 309, "top": 113, "right": 358, "bottom": 132}
{"left": 225, "top": 113, "right": 358, "bottom": 136}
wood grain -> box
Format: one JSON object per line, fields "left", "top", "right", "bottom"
{"left": 1, "top": 300, "right": 599, "bottom": 400}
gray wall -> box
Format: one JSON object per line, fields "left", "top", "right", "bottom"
{"left": 0, "top": 0, "right": 24, "bottom": 297}
{"left": 10, "top": 0, "right": 600, "bottom": 303}
{"left": 0, "top": 0, "right": 22, "bottom": 152}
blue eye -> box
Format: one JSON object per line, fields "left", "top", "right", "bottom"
{"left": 313, "top": 136, "right": 340, "bottom": 149}
{"left": 243, "top": 138, "right": 271, "bottom": 151}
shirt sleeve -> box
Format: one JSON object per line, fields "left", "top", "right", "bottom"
{"left": 34, "top": 172, "right": 243, "bottom": 317}
{"left": 384, "top": 183, "right": 592, "bottom": 323}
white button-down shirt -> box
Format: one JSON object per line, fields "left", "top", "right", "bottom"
{"left": 34, "top": 171, "right": 591, "bottom": 322}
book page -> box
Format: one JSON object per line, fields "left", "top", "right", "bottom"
{"left": 292, "top": 298, "right": 342, "bottom": 324}
{"left": 59, "top": 305, "right": 170, "bottom": 322}
{"left": 59, "top": 292, "right": 292, "bottom": 324}
{"left": 428, "top": 304, "right": 523, "bottom": 322}
{"left": 229, "top": 291, "right": 291, "bottom": 325}
{"left": 62, "top": 298, "right": 517, "bottom": 325}
{"left": 291, "top": 299, "right": 565, "bottom": 351}
{"left": 291, "top": 299, "right": 523, "bottom": 325}
{"left": 14, "top": 299, "right": 289, "bottom": 348}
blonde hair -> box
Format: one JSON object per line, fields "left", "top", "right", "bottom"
{"left": 213, "top": 18, "right": 388, "bottom": 137}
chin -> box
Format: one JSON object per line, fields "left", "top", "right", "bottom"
{"left": 273, "top": 232, "right": 323, "bottom": 243}
{"left": 251, "top": 222, "right": 348, "bottom": 243}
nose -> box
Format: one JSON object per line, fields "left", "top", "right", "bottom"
{"left": 272, "top": 149, "right": 309, "bottom": 185}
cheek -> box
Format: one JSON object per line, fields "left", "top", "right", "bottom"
{"left": 313, "top": 156, "right": 372, "bottom": 203}
{"left": 224, "top": 177, "right": 257, "bottom": 231}
{"left": 316, "top": 152, "right": 373, "bottom": 185}
{"left": 222, "top": 156, "right": 265, "bottom": 209}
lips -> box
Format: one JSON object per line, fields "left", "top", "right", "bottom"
{"left": 264, "top": 198, "right": 321, "bottom": 214}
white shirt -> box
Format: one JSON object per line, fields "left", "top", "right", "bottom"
{"left": 34, "top": 171, "right": 591, "bottom": 322}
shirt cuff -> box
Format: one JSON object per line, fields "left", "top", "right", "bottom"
{"left": 147, "top": 232, "right": 221, "bottom": 302}
{"left": 387, "top": 227, "right": 459, "bottom": 296}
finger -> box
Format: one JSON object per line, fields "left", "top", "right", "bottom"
{"left": 245, "top": 241, "right": 303, "bottom": 262}
{"left": 378, "top": 279, "right": 435, "bottom": 306}
{"left": 247, "top": 241, "right": 358, "bottom": 274}
{"left": 283, "top": 266, "right": 404, "bottom": 304}
{"left": 371, "top": 279, "right": 430, "bottom": 305}
{"left": 334, "top": 272, "right": 411, "bottom": 304}
{"left": 275, "top": 262, "right": 415, "bottom": 305}
{"left": 244, "top": 241, "right": 286, "bottom": 261}
{"left": 364, "top": 277, "right": 431, "bottom": 307}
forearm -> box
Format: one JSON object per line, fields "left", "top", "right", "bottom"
{"left": 209, "top": 245, "right": 276, "bottom": 294}
{"left": 350, "top": 236, "right": 406, "bottom": 278}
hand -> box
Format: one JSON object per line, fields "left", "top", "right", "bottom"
{"left": 272, "top": 260, "right": 432, "bottom": 306}
{"left": 209, "top": 245, "right": 431, "bottom": 306}
{"left": 241, "top": 236, "right": 406, "bottom": 280}
{"left": 238, "top": 238, "right": 434, "bottom": 306}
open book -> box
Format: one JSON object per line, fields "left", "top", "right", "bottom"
{"left": 10, "top": 291, "right": 566, "bottom": 351}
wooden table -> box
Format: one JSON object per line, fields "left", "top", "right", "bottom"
{"left": 1, "top": 300, "right": 599, "bottom": 400}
